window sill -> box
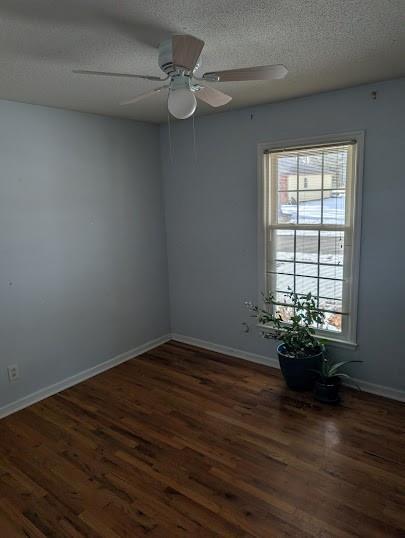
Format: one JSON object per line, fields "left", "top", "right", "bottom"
{"left": 256, "top": 323, "right": 358, "bottom": 350}
{"left": 322, "top": 338, "right": 358, "bottom": 350}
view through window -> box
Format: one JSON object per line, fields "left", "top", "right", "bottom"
{"left": 263, "top": 141, "right": 359, "bottom": 341}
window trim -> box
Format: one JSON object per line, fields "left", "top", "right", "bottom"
{"left": 257, "top": 132, "right": 364, "bottom": 348}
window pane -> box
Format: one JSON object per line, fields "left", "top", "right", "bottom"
{"left": 298, "top": 191, "right": 322, "bottom": 224}
{"left": 278, "top": 155, "right": 298, "bottom": 191}
{"left": 274, "top": 230, "right": 295, "bottom": 261}
{"left": 324, "top": 148, "right": 348, "bottom": 190}
{"left": 319, "top": 278, "right": 343, "bottom": 300}
{"left": 271, "top": 260, "right": 294, "bottom": 274}
{"left": 275, "top": 304, "right": 294, "bottom": 322}
{"left": 296, "top": 275, "right": 318, "bottom": 296}
{"left": 296, "top": 230, "right": 318, "bottom": 263}
{"left": 275, "top": 273, "right": 294, "bottom": 292}
{"left": 323, "top": 190, "right": 345, "bottom": 225}
{"left": 298, "top": 152, "right": 322, "bottom": 187}
{"left": 278, "top": 192, "right": 297, "bottom": 223}
{"left": 319, "top": 313, "right": 342, "bottom": 333}
{"left": 275, "top": 291, "right": 292, "bottom": 304}
{"left": 319, "top": 298, "right": 343, "bottom": 313}
{"left": 319, "top": 231, "right": 344, "bottom": 265}
{"left": 320, "top": 264, "right": 343, "bottom": 280}
{"left": 296, "top": 263, "right": 318, "bottom": 277}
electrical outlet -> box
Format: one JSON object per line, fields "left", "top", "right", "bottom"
{"left": 7, "top": 364, "right": 19, "bottom": 382}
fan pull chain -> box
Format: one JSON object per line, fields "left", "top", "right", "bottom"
{"left": 167, "top": 109, "right": 174, "bottom": 164}
{"left": 192, "top": 114, "right": 198, "bottom": 162}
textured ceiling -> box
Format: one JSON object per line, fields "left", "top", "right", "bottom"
{"left": 0, "top": 0, "right": 404, "bottom": 123}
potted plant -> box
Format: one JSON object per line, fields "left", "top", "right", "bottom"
{"left": 244, "top": 290, "right": 325, "bottom": 391}
{"left": 313, "top": 356, "right": 362, "bottom": 404}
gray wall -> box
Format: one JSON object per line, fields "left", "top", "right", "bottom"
{"left": 0, "top": 100, "right": 170, "bottom": 408}
{"left": 161, "top": 77, "right": 405, "bottom": 393}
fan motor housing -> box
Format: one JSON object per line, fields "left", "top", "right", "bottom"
{"left": 158, "top": 36, "right": 201, "bottom": 76}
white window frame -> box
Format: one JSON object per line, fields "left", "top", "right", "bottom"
{"left": 257, "top": 132, "right": 364, "bottom": 348}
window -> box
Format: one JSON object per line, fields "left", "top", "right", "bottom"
{"left": 258, "top": 134, "right": 363, "bottom": 345}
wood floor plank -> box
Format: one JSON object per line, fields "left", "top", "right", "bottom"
{"left": 0, "top": 339, "right": 404, "bottom": 537}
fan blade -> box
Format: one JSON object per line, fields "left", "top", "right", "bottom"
{"left": 73, "top": 69, "right": 165, "bottom": 82}
{"left": 195, "top": 85, "right": 232, "bottom": 108}
{"left": 120, "top": 85, "right": 168, "bottom": 106}
{"left": 172, "top": 34, "right": 204, "bottom": 71}
{"left": 202, "top": 64, "right": 288, "bottom": 82}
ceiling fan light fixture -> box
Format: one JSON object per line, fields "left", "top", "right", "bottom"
{"left": 168, "top": 87, "right": 197, "bottom": 119}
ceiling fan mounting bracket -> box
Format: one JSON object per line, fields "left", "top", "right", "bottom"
{"left": 169, "top": 72, "right": 194, "bottom": 91}
{"left": 158, "top": 35, "right": 201, "bottom": 77}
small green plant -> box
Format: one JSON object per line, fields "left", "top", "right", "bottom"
{"left": 315, "top": 356, "right": 362, "bottom": 384}
{"left": 245, "top": 289, "right": 325, "bottom": 358}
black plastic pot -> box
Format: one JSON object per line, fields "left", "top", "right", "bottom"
{"left": 277, "top": 344, "right": 323, "bottom": 391}
{"left": 314, "top": 378, "right": 341, "bottom": 404}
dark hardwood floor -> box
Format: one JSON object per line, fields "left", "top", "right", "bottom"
{"left": 0, "top": 340, "right": 404, "bottom": 537}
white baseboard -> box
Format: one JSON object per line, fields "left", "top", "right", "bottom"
{"left": 171, "top": 333, "right": 279, "bottom": 369}
{"left": 0, "top": 334, "right": 171, "bottom": 419}
{"left": 344, "top": 378, "right": 405, "bottom": 402}
{"left": 2, "top": 332, "right": 403, "bottom": 419}
{"left": 171, "top": 333, "right": 405, "bottom": 403}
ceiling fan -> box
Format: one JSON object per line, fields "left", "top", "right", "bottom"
{"left": 73, "top": 34, "right": 288, "bottom": 120}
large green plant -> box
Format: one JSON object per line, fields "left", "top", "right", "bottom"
{"left": 245, "top": 290, "right": 325, "bottom": 358}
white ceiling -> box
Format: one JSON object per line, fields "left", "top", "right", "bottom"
{"left": 0, "top": 0, "right": 404, "bottom": 123}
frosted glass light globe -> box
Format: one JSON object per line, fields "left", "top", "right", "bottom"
{"left": 168, "top": 88, "right": 197, "bottom": 119}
